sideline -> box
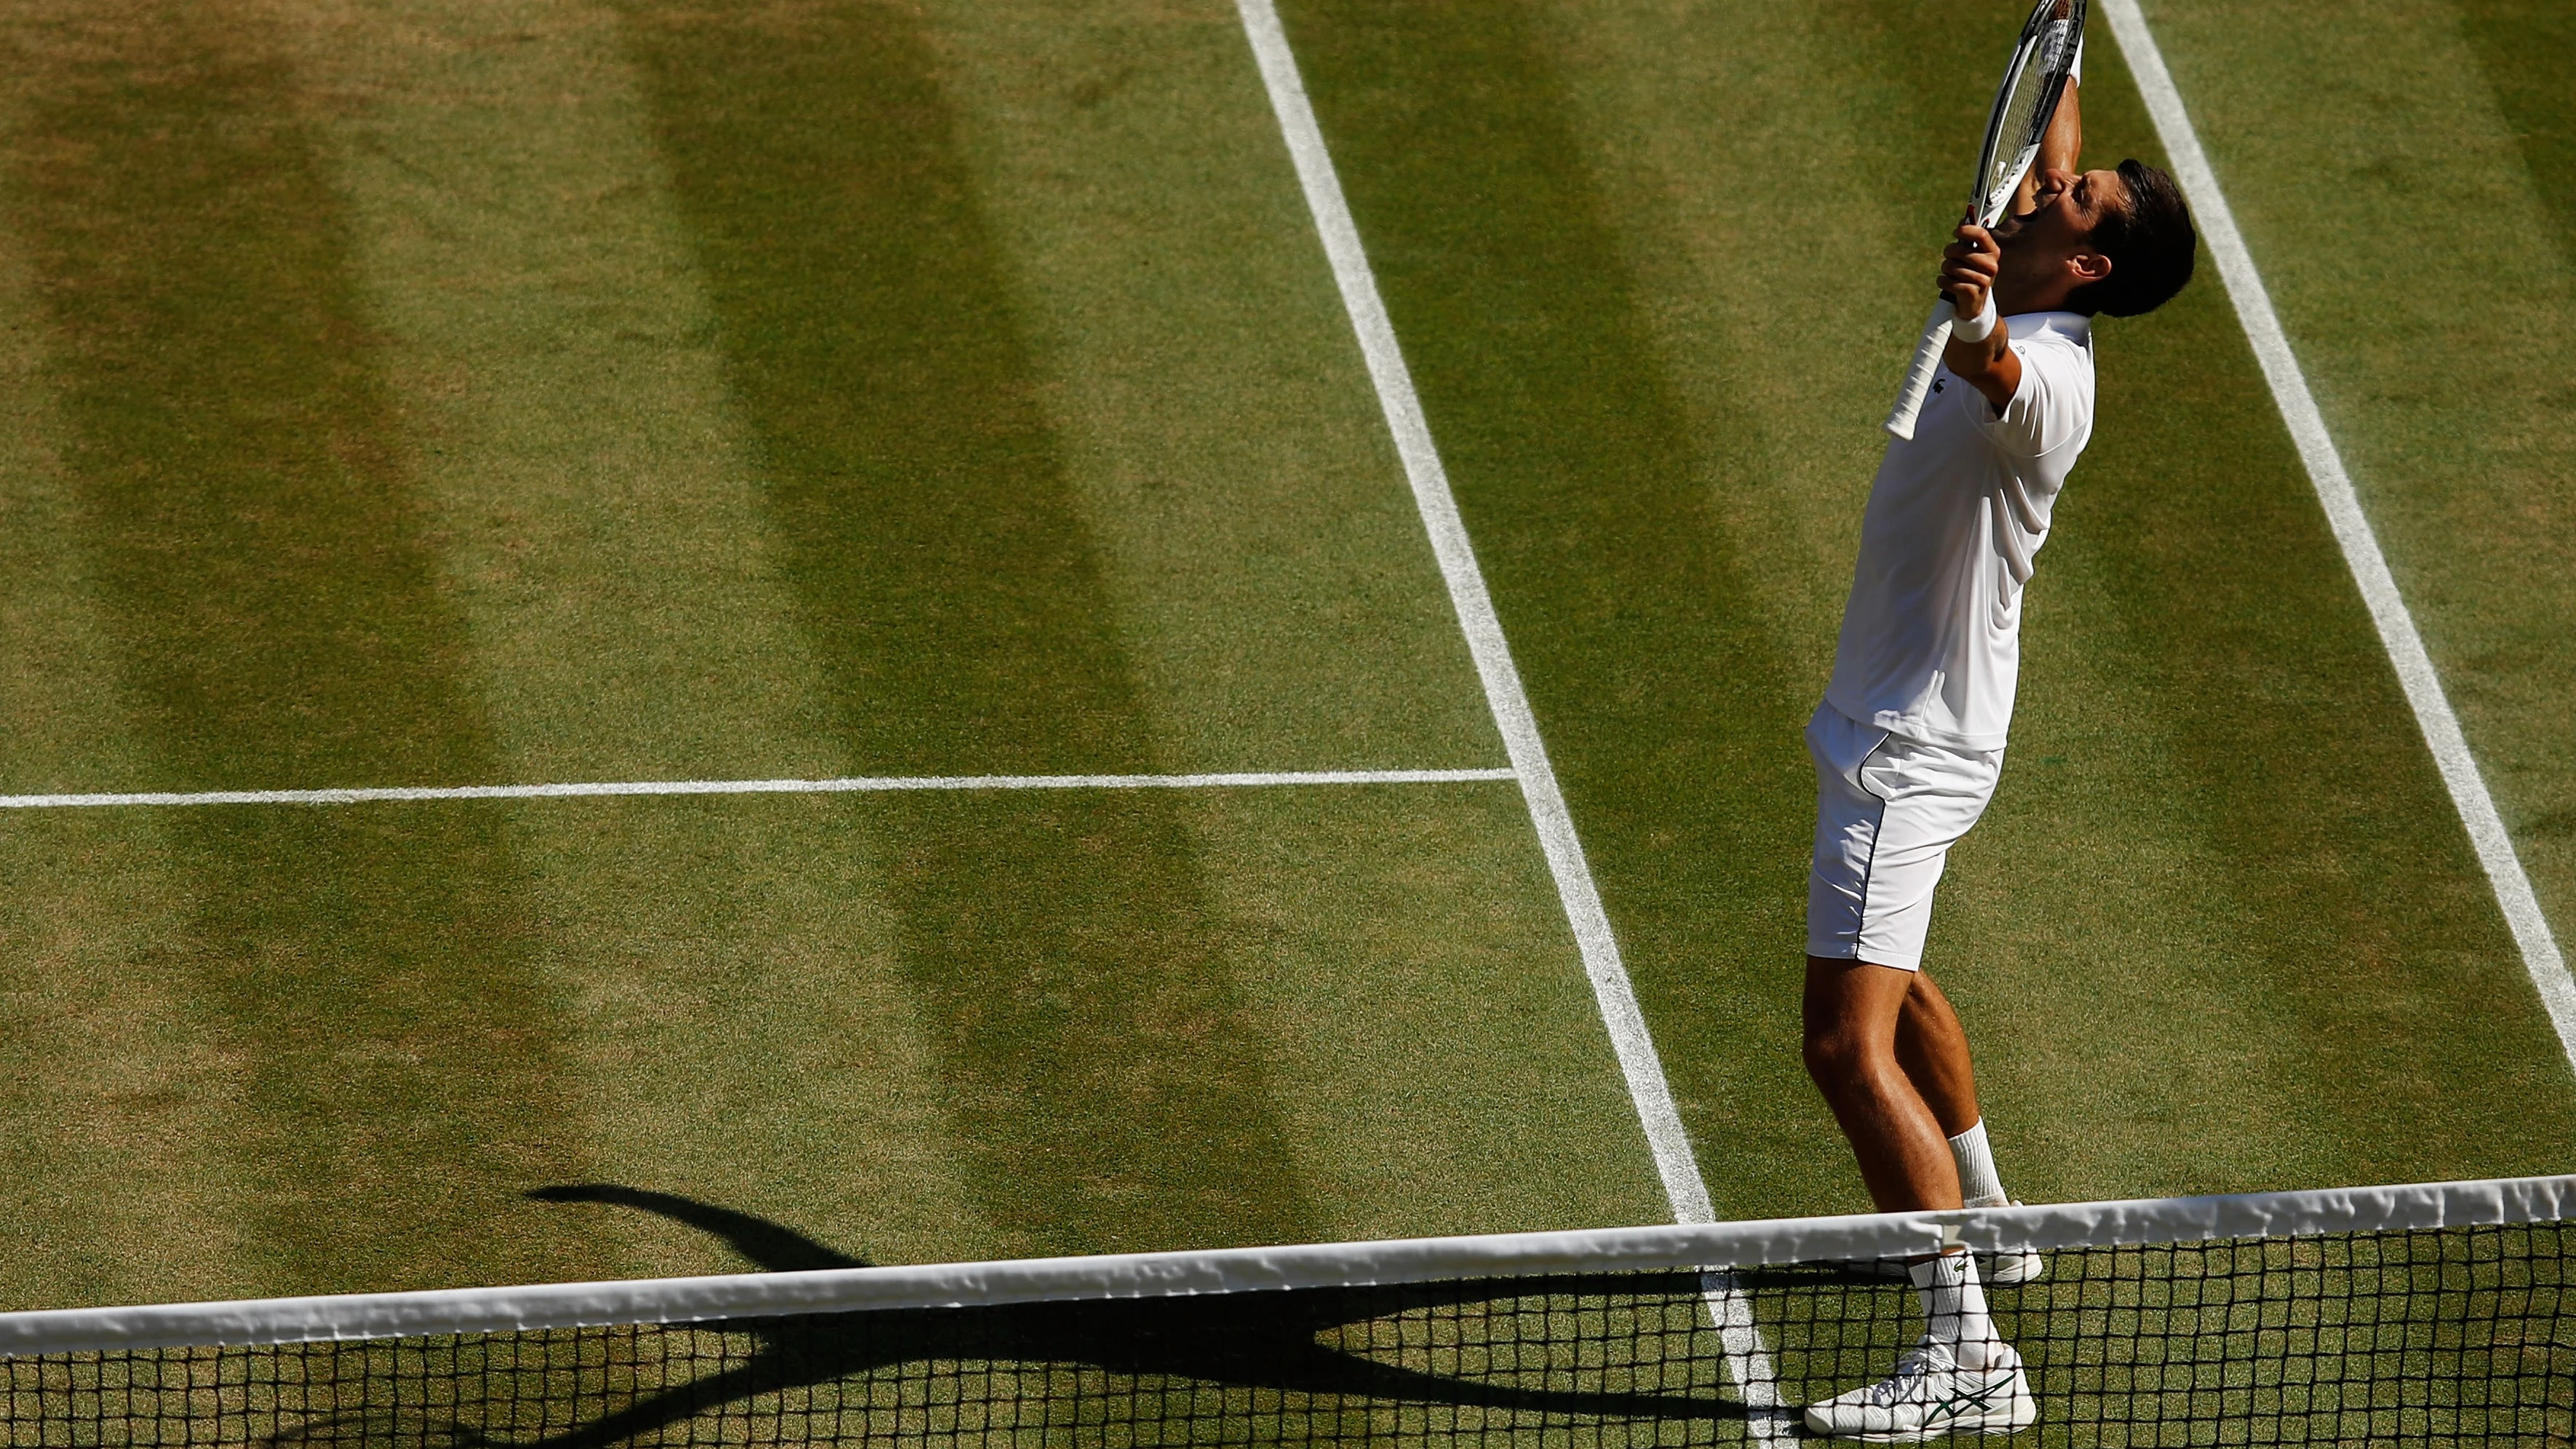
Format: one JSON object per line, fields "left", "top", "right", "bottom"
{"left": 2100, "top": 0, "right": 2576, "bottom": 1070}
{"left": 1230, "top": 2, "right": 1787, "bottom": 1436}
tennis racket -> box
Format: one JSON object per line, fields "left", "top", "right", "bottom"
{"left": 1883, "top": 0, "right": 2086, "bottom": 440}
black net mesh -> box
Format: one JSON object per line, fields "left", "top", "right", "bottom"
{"left": 3, "top": 1222, "right": 2570, "bottom": 1446}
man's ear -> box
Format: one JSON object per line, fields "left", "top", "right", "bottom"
{"left": 2069, "top": 248, "right": 2114, "bottom": 284}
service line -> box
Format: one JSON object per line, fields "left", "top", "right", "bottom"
{"left": 0, "top": 769, "right": 1520, "bottom": 811}
{"left": 2101, "top": 0, "right": 2576, "bottom": 1068}
{"left": 1231, "top": 0, "right": 1706, "bottom": 1228}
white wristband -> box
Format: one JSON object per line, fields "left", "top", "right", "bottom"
{"left": 1952, "top": 294, "right": 1998, "bottom": 342}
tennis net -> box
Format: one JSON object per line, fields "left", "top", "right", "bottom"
{"left": 0, "top": 1174, "right": 2568, "bottom": 1445}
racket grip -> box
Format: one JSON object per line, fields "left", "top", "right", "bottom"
{"left": 1883, "top": 296, "right": 1959, "bottom": 440}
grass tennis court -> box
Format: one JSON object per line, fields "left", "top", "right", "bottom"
{"left": 0, "top": 0, "right": 2567, "bottom": 1320}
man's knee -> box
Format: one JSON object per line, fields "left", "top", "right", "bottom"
{"left": 1804, "top": 956, "right": 1908, "bottom": 1091}
{"left": 1801, "top": 1027, "right": 1845, "bottom": 1088}
{"left": 1802, "top": 1017, "right": 1885, "bottom": 1091}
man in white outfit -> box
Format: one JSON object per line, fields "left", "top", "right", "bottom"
{"left": 1800, "top": 65, "right": 2200, "bottom": 1442}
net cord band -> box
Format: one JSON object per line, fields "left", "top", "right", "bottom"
{"left": 3, "top": 1172, "right": 2569, "bottom": 1359}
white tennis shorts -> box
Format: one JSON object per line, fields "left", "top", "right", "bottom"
{"left": 1805, "top": 702, "right": 2005, "bottom": 972}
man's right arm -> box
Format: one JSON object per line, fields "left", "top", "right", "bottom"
{"left": 2013, "top": 65, "right": 2081, "bottom": 216}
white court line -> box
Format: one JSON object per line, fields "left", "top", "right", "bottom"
{"left": 1231, "top": 3, "right": 1787, "bottom": 1436}
{"left": 2102, "top": 0, "right": 2576, "bottom": 1071}
{"left": 0, "top": 769, "right": 1519, "bottom": 811}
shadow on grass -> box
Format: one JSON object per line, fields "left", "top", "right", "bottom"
{"left": 269, "top": 1185, "right": 1747, "bottom": 1448}
{"left": 2458, "top": 0, "right": 2576, "bottom": 261}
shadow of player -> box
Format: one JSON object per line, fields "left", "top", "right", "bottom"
{"left": 303, "top": 1184, "right": 1754, "bottom": 1447}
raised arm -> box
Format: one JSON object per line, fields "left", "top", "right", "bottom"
{"left": 2015, "top": 55, "right": 2083, "bottom": 215}
{"left": 1941, "top": 62, "right": 2081, "bottom": 410}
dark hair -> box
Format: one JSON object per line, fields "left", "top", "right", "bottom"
{"left": 2064, "top": 159, "right": 2196, "bottom": 317}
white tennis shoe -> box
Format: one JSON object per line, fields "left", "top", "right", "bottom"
{"left": 1866, "top": 1245, "right": 2046, "bottom": 1286}
{"left": 1976, "top": 1200, "right": 2046, "bottom": 1285}
{"left": 1800, "top": 1338, "right": 2038, "bottom": 1442}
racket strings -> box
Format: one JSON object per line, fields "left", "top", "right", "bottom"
{"left": 1971, "top": 1, "right": 2085, "bottom": 226}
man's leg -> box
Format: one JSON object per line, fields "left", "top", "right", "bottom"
{"left": 1804, "top": 707, "right": 1998, "bottom": 1214}
{"left": 1802, "top": 956, "right": 1962, "bottom": 1212}
{"left": 1893, "top": 969, "right": 1980, "bottom": 1138}
{"left": 1896, "top": 971, "right": 2025, "bottom": 1220}
{"left": 1802, "top": 956, "right": 2029, "bottom": 1440}
{"left": 1801, "top": 712, "right": 2035, "bottom": 1437}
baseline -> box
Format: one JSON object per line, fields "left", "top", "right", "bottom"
{"left": 2100, "top": 0, "right": 2576, "bottom": 1070}
{"left": 0, "top": 768, "right": 1519, "bottom": 811}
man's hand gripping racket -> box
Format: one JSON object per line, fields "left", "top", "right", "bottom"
{"left": 1883, "top": 0, "right": 2086, "bottom": 440}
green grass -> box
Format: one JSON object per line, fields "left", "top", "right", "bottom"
{"left": 1276, "top": 0, "right": 2576, "bottom": 1217}
{"left": 0, "top": 0, "right": 1664, "bottom": 1305}
{"left": 2147, "top": 0, "right": 2576, "bottom": 964}
{"left": 0, "top": 0, "right": 600, "bottom": 1295}
{"left": 0, "top": 0, "right": 2564, "bottom": 1321}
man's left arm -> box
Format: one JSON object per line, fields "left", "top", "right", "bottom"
{"left": 1942, "top": 68, "right": 2082, "bottom": 410}
{"left": 2014, "top": 47, "right": 2082, "bottom": 214}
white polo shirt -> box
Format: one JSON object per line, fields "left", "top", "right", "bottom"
{"left": 1823, "top": 311, "right": 2096, "bottom": 751}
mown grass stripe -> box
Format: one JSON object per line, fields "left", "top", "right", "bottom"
{"left": 0, "top": 769, "right": 1519, "bottom": 811}
{"left": 610, "top": 0, "right": 1335, "bottom": 1255}
{"left": 2102, "top": 0, "right": 2576, "bottom": 1072}
{"left": 1233, "top": 0, "right": 1705, "bottom": 1226}
{"left": 1235, "top": 2, "right": 1789, "bottom": 1434}
{"left": 1, "top": 0, "right": 605, "bottom": 1292}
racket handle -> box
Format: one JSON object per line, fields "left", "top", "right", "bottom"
{"left": 1883, "top": 296, "right": 1959, "bottom": 440}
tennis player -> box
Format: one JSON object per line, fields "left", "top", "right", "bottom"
{"left": 1799, "top": 60, "right": 2198, "bottom": 1442}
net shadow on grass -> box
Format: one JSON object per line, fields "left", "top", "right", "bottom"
{"left": 249, "top": 1186, "right": 1746, "bottom": 1448}
{"left": 10, "top": 1204, "right": 2575, "bottom": 1445}
{"left": 525, "top": 1186, "right": 867, "bottom": 1275}
{"left": 341, "top": 1281, "right": 1746, "bottom": 1449}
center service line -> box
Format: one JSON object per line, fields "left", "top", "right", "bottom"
{"left": 1230, "top": 2, "right": 1787, "bottom": 1434}
{"left": 2100, "top": 0, "right": 2576, "bottom": 1073}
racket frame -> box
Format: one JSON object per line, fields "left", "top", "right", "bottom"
{"left": 1883, "top": 0, "right": 2086, "bottom": 440}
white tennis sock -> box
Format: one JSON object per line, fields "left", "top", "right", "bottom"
{"left": 1949, "top": 1120, "right": 2008, "bottom": 1208}
{"left": 1910, "top": 1252, "right": 2000, "bottom": 1369}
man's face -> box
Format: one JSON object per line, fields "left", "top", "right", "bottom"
{"left": 1993, "top": 166, "right": 2128, "bottom": 292}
